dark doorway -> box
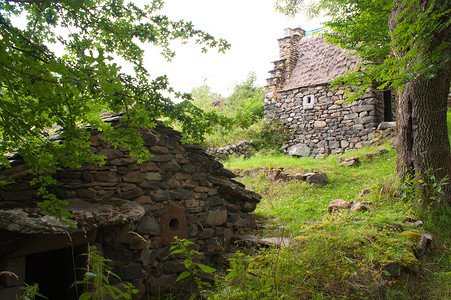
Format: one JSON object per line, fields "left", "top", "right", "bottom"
{"left": 383, "top": 90, "right": 393, "bottom": 121}
{"left": 25, "top": 245, "right": 87, "bottom": 300}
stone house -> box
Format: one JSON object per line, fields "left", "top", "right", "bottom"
{"left": 0, "top": 114, "right": 261, "bottom": 299}
{"left": 265, "top": 28, "right": 395, "bottom": 157}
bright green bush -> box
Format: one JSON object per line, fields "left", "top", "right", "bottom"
{"left": 191, "top": 73, "right": 272, "bottom": 150}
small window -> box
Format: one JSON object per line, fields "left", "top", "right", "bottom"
{"left": 303, "top": 95, "right": 315, "bottom": 106}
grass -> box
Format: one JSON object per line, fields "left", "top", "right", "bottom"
{"left": 208, "top": 141, "right": 451, "bottom": 299}
{"left": 225, "top": 143, "right": 396, "bottom": 232}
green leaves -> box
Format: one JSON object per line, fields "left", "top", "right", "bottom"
{"left": 168, "top": 237, "right": 216, "bottom": 293}
{"left": 0, "top": 0, "right": 231, "bottom": 218}
{"left": 278, "top": 0, "right": 450, "bottom": 97}
{"left": 76, "top": 245, "right": 139, "bottom": 300}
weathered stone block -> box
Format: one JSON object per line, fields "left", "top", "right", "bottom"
{"left": 145, "top": 172, "right": 162, "bottom": 181}
{"left": 287, "top": 143, "right": 311, "bottom": 157}
{"left": 150, "top": 145, "right": 169, "bottom": 154}
{"left": 206, "top": 196, "right": 223, "bottom": 207}
{"left": 182, "top": 163, "right": 196, "bottom": 174}
{"left": 139, "top": 162, "right": 159, "bottom": 172}
{"left": 134, "top": 196, "right": 152, "bottom": 205}
{"left": 123, "top": 172, "right": 144, "bottom": 183}
{"left": 77, "top": 188, "right": 96, "bottom": 199}
{"left": 206, "top": 208, "right": 228, "bottom": 226}
{"left": 149, "top": 154, "right": 173, "bottom": 162}
{"left": 110, "top": 157, "right": 138, "bottom": 166}
{"left": 161, "top": 162, "right": 181, "bottom": 172}
{"left": 114, "top": 263, "right": 143, "bottom": 280}
{"left": 95, "top": 172, "right": 119, "bottom": 183}
{"left": 200, "top": 228, "right": 215, "bottom": 239}
{"left": 168, "top": 189, "right": 191, "bottom": 200}
{"left": 137, "top": 216, "right": 160, "bottom": 236}
{"left": 121, "top": 188, "right": 143, "bottom": 200}
{"left": 104, "top": 243, "right": 134, "bottom": 262}
{"left": 97, "top": 148, "right": 123, "bottom": 159}
{"left": 136, "top": 248, "right": 157, "bottom": 266}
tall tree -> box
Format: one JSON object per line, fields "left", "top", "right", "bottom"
{"left": 0, "top": 0, "right": 230, "bottom": 217}
{"left": 276, "top": 0, "right": 451, "bottom": 204}
{"left": 389, "top": 0, "right": 451, "bottom": 203}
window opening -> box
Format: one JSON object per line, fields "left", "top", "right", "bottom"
{"left": 303, "top": 95, "right": 315, "bottom": 106}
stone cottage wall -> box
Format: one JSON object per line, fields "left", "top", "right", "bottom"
{"left": 0, "top": 117, "right": 260, "bottom": 298}
{"left": 264, "top": 84, "right": 385, "bottom": 157}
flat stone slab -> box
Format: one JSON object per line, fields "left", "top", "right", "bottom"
{"left": 236, "top": 235, "right": 295, "bottom": 248}
{"left": 0, "top": 199, "right": 145, "bottom": 234}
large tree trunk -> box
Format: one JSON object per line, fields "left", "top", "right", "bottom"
{"left": 390, "top": 0, "right": 451, "bottom": 204}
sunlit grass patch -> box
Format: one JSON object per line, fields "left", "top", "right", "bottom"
{"left": 227, "top": 145, "right": 396, "bottom": 232}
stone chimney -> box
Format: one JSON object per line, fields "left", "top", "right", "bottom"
{"left": 265, "top": 28, "right": 305, "bottom": 120}
{"left": 266, "top": 28, "right": 304, "bottom": 91}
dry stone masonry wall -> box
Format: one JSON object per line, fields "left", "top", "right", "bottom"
{"left": 0, "top": 116, "right": 261, "bottom": 299}
{"left": 265, "top": 84, "right": 385, "bottom": 158}
{"left": 264, "top": 28, "right": 395, "bottom": 157}
{"left": 206, "top": 140, "right": 255, "bottom": 161}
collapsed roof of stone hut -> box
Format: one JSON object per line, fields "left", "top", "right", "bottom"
{"left": 0, "top": 114, "right": 261, "bottom": 298}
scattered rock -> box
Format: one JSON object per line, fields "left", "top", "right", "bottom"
{"left": 377, "top": 121, "right": 396, "bottom": 130}
{"left": 382, "top": 262, "right": 399, "bottom": 278}
{"left": 403, "top": 216, "right": 416, "bottom": 223}
{"left": 266, "top": 168, "right": 283, "bottom": 181}
{"left": 365, "top": 149, "right": 389, "bottom": 160}
{"left": 235, "top": 234, "right": 260, "bottom": 245}
{"left": 358, "top": 188, "right": 372, "bottom": 197}
{"left": 341, "top": 157, "right": 361, "bottom": 167}
{"left": 259, "top": 237, "right": 294, "bottom": 248}
{"left": 416, "top": 233, "right": 433, "bottom": 257}
{"left": 305, "top": 172, "right": 329, "bottom": 185}
{"left": 413, "top": 220, "right": 423, "bottom": 228}
{"left": 328, "top": 199, "right": 354, "bottom": 213}
{"left": 350, "top": 202, "right": 369, "bottom": 212}
{"left": 235, "top": 235, "right": 294, "bottom": 248}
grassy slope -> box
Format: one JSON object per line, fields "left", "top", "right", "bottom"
{"left": 226, "top": 145, "right": 395, "bottom": 232}
{"left": 212, "top": 125, "right": 451, "bottom": 299}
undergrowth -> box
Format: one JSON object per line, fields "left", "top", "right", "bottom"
{"left": 210, "top": 144, "right": 450, "bottom": 299}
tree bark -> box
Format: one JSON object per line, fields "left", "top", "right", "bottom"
{"left": 390, "top": 0, "right": 451, "bottom": 204}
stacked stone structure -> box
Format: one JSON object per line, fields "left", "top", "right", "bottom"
{"left": 0, "top": 115, "right": 260, "bottom": 299}
{"left": 265, "top": 28, "right": 395, "bottom": 157}
{"left": 206, "top": 140, "right": 255, "bottom": 161}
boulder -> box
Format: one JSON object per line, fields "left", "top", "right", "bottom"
{"left": 377, "top": 121, "right": 396, "bottom": 130}
{"left": 305, "top": 172, "right": 329, "bottom": 185}
{"left": 350, "top": 202, "right": 369, "bottom": 212}
{"left": 341, "top": 157, "right": 361, "bottom": 167}
{"left": 287, "top": 143, "right": 311, "bottom": 157}
{"left": 328, "top": 199, "right": 353, "bottom": 213}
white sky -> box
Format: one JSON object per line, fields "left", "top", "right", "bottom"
{"left": 143, "top": 0, "right": 324, "bottom": 97}
{"left": 10, "top": 0, "right": 324, "bottom": 97}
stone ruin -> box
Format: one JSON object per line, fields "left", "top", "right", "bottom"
{"left": 0, "top": 115, "right": 261, "bottom": 299}
{"left": 206, "top": 140, "right": 255, "bottom": 161}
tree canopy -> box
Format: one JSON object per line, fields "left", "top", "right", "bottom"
{"left": 276, "top": 0, "right": 451, "bottom": 203}
{"left": 0, "top": 0, "right": 230, "bottom": 216}
{"left": 276, "top": 0, "right": 450, "bottom": 94}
